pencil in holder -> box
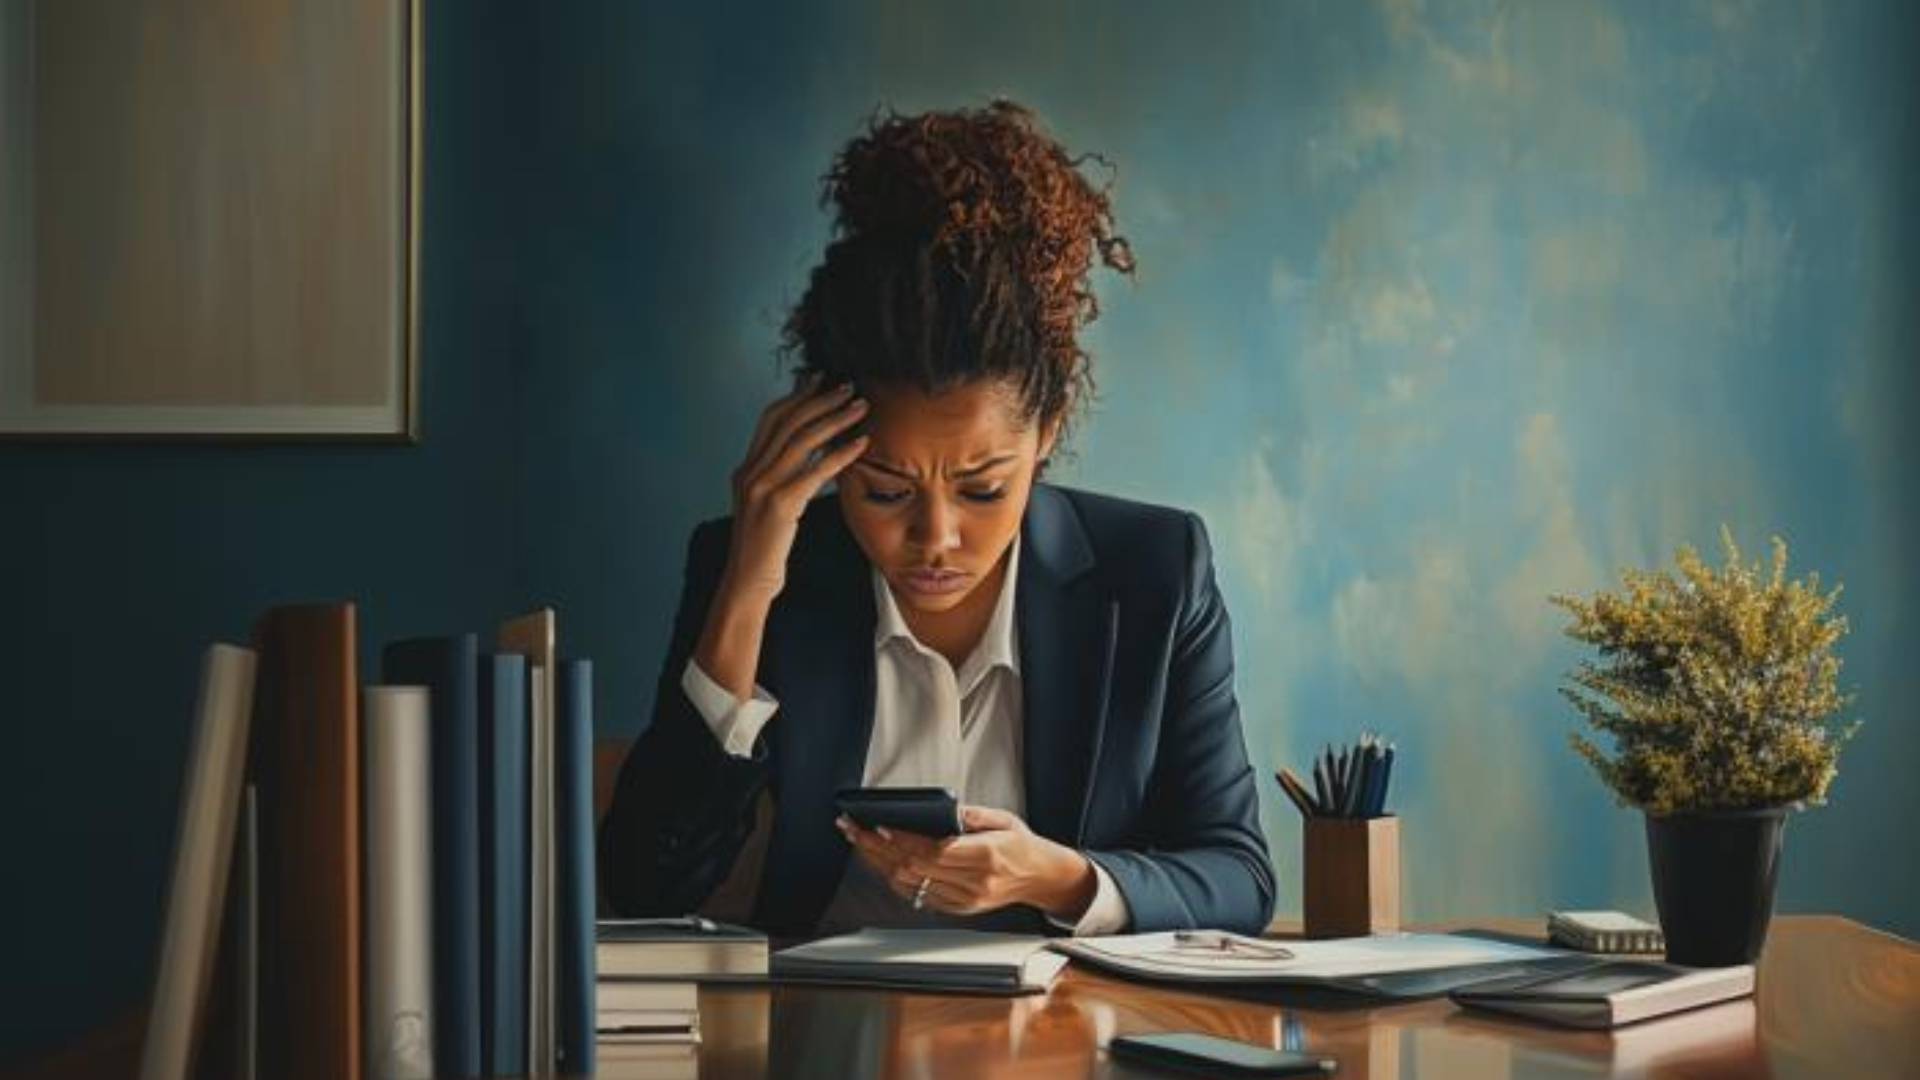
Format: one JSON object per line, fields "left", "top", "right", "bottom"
{"left": 1303, "top": 814, "right": 1401, "bottom": 938}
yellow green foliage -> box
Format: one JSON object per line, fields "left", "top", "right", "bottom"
{"left": 1550, "top": 527, "right": 1857, "bottom": 814}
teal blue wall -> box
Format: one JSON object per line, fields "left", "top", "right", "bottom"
{"left": 0, "top": 1, "right": 543, "bottom": 1058}
{"left": 3, "top": 0, "right": 1915, "bottom": 1063}
{"left": 535, "top": 0, "right": 1919, "bottom": 933}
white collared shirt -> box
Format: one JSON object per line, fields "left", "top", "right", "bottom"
{"left": 680, "top": 535, "right": 1129, "bottom": 935}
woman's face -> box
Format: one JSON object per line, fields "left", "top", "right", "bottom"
{"left": 836, "top": 379, "right": 1057, "bottom": 616}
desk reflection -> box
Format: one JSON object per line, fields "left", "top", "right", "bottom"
{"left": 687, "top": 981, "right": 1766, "bottom": 1080}
{"left": 641, "top": 918, "right": 1913, "bottom": 1080}
{"left": 693, "top": 978, "right": 1305, "bottom": 1080}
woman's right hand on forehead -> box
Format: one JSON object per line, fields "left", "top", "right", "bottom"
{"left": 721, "top": 372, "right": 870, "bottom": 602}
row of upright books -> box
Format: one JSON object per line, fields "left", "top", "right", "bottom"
{"left": 140, "top": 602, "right": 597, "bottom": 1080}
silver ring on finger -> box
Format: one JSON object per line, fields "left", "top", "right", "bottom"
{"left": 911, "top": 875, "right": 931, "bottom": 911}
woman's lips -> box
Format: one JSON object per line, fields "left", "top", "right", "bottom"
{"left": 901, "top": 568, "right": 970, "bottom": 595}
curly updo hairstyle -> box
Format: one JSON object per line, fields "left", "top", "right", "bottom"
{"left": 779, "top": 99, "right": 1135, "bottom": 457}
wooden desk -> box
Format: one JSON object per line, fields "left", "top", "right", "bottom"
{"left": 685, "top": 915, "right": 1918, "bottom": 1080}
{"left": 10, "top": 916, "right": 1916, "bottom": 1079}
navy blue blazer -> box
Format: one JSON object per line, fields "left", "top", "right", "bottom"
{"left": 598, "top": 482, "right": 1276, "bottom": 936}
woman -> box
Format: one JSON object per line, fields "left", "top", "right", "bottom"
{"left": 599, "top": 100, "right": 1274, "bottom": 937}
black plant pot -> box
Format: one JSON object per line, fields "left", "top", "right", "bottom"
{"left": 1645, "top": 807, "right": 1787, "bottom": 966}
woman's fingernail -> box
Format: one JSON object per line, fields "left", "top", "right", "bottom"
{"left": 876, "top": 826, "right": 893, "bottom": 841}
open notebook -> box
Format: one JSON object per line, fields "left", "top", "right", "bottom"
{"left": 770, "top": 929, "right": 1068, "bottom": 994}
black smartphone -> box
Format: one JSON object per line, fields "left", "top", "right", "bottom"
{"left": 1108, "top": 1032, "right": 1336, "bottom": 1077}
{"left": 833, "top": 786, "right": 963, "bottom": 838}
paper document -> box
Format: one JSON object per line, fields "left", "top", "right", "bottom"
{"left": 1054, "top": 932, "right": 1577, "bottom": 998}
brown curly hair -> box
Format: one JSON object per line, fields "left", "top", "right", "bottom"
{"left": 779, "top": 99, "right": 1135, "bottom": 453}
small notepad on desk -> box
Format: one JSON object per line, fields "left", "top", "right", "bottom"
{"left": 1547, "top": 910, "right": 1666, "bottom": 954}
{"left": 1451, "top": 960, "right": 1754, "bottom": 1028}
{"left": 771, "top": 929, "right": 1068, "bottom": 994}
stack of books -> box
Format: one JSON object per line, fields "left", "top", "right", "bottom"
{"left": 138, "top": 603, "right": 600, "bottom": 1080}
{"left": 595, "top": 917, "right": 767, "bottom": 1079}
{"left": 596, "top": 976, "right": 698, "bottom": 1080}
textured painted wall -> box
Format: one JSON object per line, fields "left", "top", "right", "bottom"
{"left": 528, "top": 0, "right": 1918, "bottom": 938}
{"left": 2, "top": 0, "right": 1914, "bottom": 1064}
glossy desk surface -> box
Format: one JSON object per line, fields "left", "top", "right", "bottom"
{"left": 683, "top": 915, "right": 1917, "bottom": 1080}
{"left": 12, "top": 915, "right": 1916, "bottom": 1079}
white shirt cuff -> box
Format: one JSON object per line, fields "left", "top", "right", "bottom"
{"left": 680, "top": 658, "right": 780, "bottom": 759}
{"left": 1048, "top": 858, "right": 1131, "bottom": 936}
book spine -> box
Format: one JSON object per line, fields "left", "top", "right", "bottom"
{"left": 236, "top": 784, "right": 259, "bottom": 1080}
{"left": 381, "top": 635, "right": 483, "bottom": 1077}
{"left": 554, "top": 659, "right": 598, "bottom": 1074}
{"left": 477, "top": 653, "right": 529, "bottom": 1075}
{"left": 249, "top": 602, "right": 361, "bottom": 1080}
{"left": 140, "top": 644, "right": 257, "bottom": 1080}
{"left": 496, "top": 610, "right": 556, "bottom": 1074}
{"left": 363, "top": 687, "right": 436, "bottom": 1080}
{"left": 528, "top": 663, "right": 552, "bottom": 1072}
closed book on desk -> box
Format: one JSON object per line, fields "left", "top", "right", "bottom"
{"left": 1450, "top": 960, "right": 1754, "bottom": 1029}
{"left": 598, "top": 981, "right": 698, "bottom": 1017}
{"left": 598, "top": 918, "right": 769, "bottom": 980}
{"left": 362, "top": 687, "right": 435, "bottom": 1080}
{"left": 381, "top": 634, "right": 482, "bottom": 1077}
{"left": 598, "top": 1041, "right": 698, "bottom": 1080}
{"left": 140, "top": 644, "right": 257, "bottom": 1080}
{"left": 772, "top": 929, "right": 1067, "bottom": 994}
{"left": 476, "top": 652, "right": 529, "bottom": 1075}
{"left": 597, "top": 981, "right": 698, "bottom": 1047}
{"left": 249, "top": 602, "right": 361, "bottom": 1080}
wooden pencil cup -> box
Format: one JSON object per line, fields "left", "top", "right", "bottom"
{"left": 1303, "top": 815, "right": 1401, "bottom": 938}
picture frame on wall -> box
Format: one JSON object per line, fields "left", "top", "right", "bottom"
{"left": 0, "top": 0, "right": 419, "bottom": 442}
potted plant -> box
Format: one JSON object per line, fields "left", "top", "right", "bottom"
{"left": 1551, "top": 527, "right": 1857, "bottom": 966}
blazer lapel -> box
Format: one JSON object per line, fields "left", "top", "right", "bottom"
{"left": 1018, "top": 484, "right": 1118, "bottom": 847}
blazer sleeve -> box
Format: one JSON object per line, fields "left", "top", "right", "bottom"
{"left": 597, "top": 519, "right": 774, "bottom": 916}
{"left": 1084, "top": 512, "right": 1278, "bottom": 935}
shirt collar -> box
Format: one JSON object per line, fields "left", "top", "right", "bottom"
{"left": 871, "top": 535, "right": 1023, "bottom": 687}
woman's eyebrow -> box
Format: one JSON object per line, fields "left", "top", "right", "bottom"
{"left": 855, "top": 454, "right": 1018, "bottom": 481}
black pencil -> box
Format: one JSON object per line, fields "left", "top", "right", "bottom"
{"left": 1276, "top": 766, "right": 1318, "bottom": 818}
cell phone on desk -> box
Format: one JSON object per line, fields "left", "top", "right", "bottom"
{"left": 833, "top": 786, "right": 962, "bottom": 837}
{"left": 1108, "top": 1032, "right": 1336, "bottom": 1077}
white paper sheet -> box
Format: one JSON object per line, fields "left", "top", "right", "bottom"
{"left": 1054, "top": 931, "right": 1564, "bottom": 983}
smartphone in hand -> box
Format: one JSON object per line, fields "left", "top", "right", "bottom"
{"left": 833, "top": 786, "right": 963, "bottom": 838}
